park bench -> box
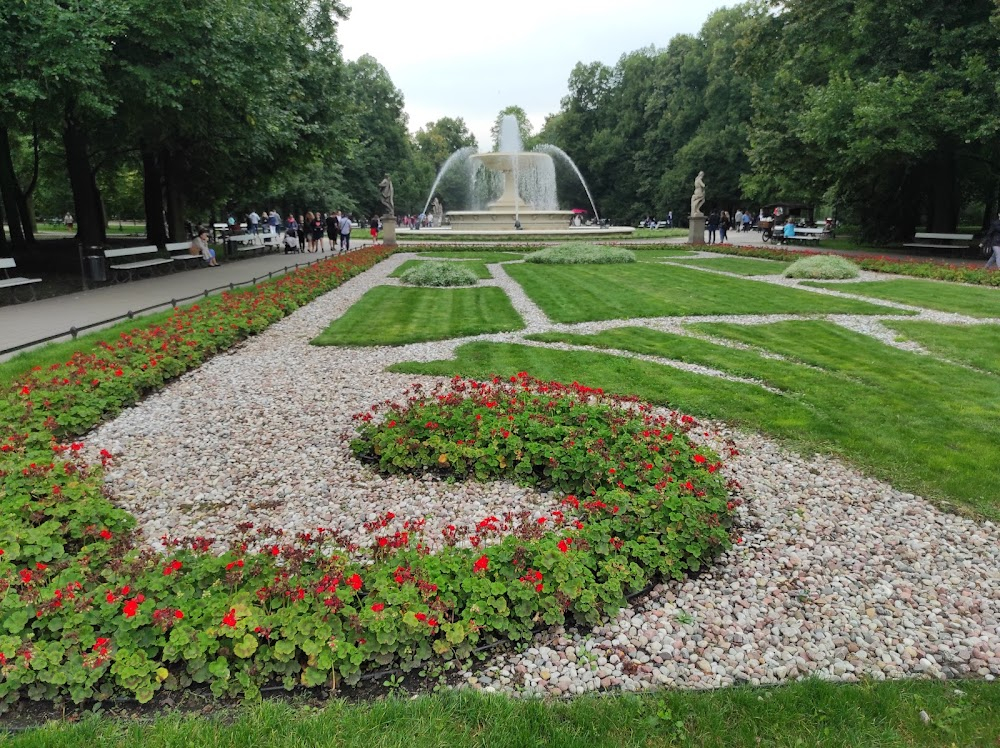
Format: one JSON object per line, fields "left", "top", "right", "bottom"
{"left": 261, "top": 233, "right": 282, "bottom": 254}
{"left": 166, "top": 241, "right": 205, "bottom": 268}
{"left": 770, "top": 226, "right": 827, "bottom": 245}
{"left": 0, "top": 257, "right": 42, "bottom": 301}
{"left": 226, "top": 233, "right": 265, "bottom": 257}
{"left": 104, "top": 245, "right": 174, "bottom": 282}
{"left": 902, "top": 232, "right": 975, "bottom": 256}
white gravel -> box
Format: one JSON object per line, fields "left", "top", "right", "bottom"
{"left": 86, "top": 251, "right": 1000, "bottom": 693}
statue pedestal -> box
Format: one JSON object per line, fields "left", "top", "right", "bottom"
{"left": 688, "top": 214, "right": 706, "bottom": 245}
{"left": 381, "top": 216, "right": 397, "bottom": 247}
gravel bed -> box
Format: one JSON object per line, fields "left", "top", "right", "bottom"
{"left": 86, "top": 252, "right": 1000, "bottom": 694}
{"left": 461, "top": 424, "right": 1000, "bottom": 695}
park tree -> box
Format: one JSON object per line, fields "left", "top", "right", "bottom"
{"left": 413, "top": 117, "right": 478, "bottom": 213}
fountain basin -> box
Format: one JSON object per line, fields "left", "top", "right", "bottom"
{"left": 446, "top": 209, "right": 576, "bottom": 232}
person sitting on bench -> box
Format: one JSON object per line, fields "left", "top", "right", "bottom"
{"left": 190, "top": 228, "right": 219, "bottom": 266}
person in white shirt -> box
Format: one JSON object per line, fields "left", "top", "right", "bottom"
{"left": 248, "top": 210, "right": 260, "bottom": 235}
{"left": 338, "top": 212, "right": 352, "bottom": 253}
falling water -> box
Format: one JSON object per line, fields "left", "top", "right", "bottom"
{"left": 421, "top": 146, "right": 478, "bottom": 216}
{"left": 535, "top": 144, "right": 601, "bottom": 223}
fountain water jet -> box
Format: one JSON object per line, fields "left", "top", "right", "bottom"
{"left": 416, "top": 113, "right": 632, "bottom": 234}
{"left": 421, "top": 146, "right": 477, "bottom": 217}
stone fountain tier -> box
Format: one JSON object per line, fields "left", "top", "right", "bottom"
{"left": 449, "top": 151, "right": 573, "bottom": 231}
{"left": 446, "top": 209, "right": 575, "bottom": 231}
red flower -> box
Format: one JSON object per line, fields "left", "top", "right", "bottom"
{"left": 347, "top": 574, "right": 362, "bottom": 591}
{"left": 536, "top": 517, "right": 546, "bottom": 524}
{"left": 473, "top": 555, "right": 489, "bottom": 573}
{"left": 557, "top": 539, "right": 571, "bottom": 553}
{"left": 427, "top": 617, "right": 438, "bottom": 627}
{"left": 414, "top": 612, "right": 427, "bottom": 622}
{"left": 105, "top": 592, "right": 115, "bottom": 603}
{"left": 693, "top": 454, "right": 706, "bottom": 464}
{"left": 377, "top": 537, "right": 389, "bottom": 547}
{"left": 114, "top": 369, "right": 123, "bottom": 377}
{"left": 123, "top": 599, "right": 139, "bottom": 618}
{"left": 19, "top": 386, "right": 30, "bottom": 395}
{"left": 174, "top": 610, "right": 184, "bottom": 619}
{"left": 170, "top": 560, "right": 182, "bottom": 571}
{"left": 371, "top": 603, "right": 385, "bottom": 613}
{"left": 99, "top": 529, "right": 112, "bottom": 540}
{"left": 221, "top": 608, "right": 237, "bottom": 627}
{"left": 35, "top": 562, "right": 47, "bottom": 571}
{"left": 270, "top": 545, "right": 280, "bottom": 556}
{"left": 19, "top": 569, "right": 32, "bottom": 584}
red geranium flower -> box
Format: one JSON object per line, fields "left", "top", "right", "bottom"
{"left": 371, "top": 603, "right": 385, "bottom": 613}
{"left": 347, "top": 574, "right": 362, "bottom": 591}
{"left": 123, "top": 599, "right": 139, "bottom": 618}
{"left": 99, "top": 528, "right": 112, "bottom": 540}
{"left": 221, "top": 608, "right": 237, "bottom": 627}
{"left": 473, "top": 555, "right": 489, "bottom": 573}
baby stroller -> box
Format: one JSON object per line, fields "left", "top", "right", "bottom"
{"left": 283, "top": 225, "right": 300, "bottom": 254}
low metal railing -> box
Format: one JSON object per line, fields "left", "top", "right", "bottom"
{"left": 0, "top": 256, "right": 329, "bottom": 358}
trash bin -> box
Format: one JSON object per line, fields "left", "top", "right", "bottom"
{"left": 84, "top": 254, "right": 107, "bottom": 283}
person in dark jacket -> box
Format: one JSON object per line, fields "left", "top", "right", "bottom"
{"left": 706, "top": 211, "right": 720, "bottom": 244}
{"left": 984, "top": 218, "right": 1000, "bottom": 269}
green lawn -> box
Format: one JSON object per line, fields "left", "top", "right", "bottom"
{"left": 504, "top": 263, "right": 912, "bottom": 323}
{"left": 631, "top": 248, "right": 700, "bottom": 260}
{"left": 312, "top": 286, "right": 524, "bottom": 346}
{"left": 390, "top": 259, "right": 493, "bottom": 279}
{"left": 397, "top": 321, "right": 1000, "bottom": 518}
{"left": 806, "top": 278, "right": 1000, "bottom": 318}
{"left": 10, "top": 679, "right": 996, "bottom": 747}
{"left": 888, "top": 321, "right": 1000, "bottom": 375}
{"left": 419, "top": 251, "right": 524, "bottom": 263}
{"left": 668, "top": 257, "right": 793, "bottom": 275}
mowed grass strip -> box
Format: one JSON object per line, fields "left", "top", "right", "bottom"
{"left": 504, "top": 263, "right": 910, "bottom": 323}
{"left": 311, "top": 286, "right": 523, "bottom": 346}
{"left": 421, "top": 251, "right": 524, "bottom": 263}
{"left": 403, "top": 321, "right": 1000, "bottom": 518}
{"left": 888, "top": 320, "right": 1000, "bottom": 375}
{"left": 668, "top": 257, "right": 793, "bottom": 275}
{"left": 806, "top": 278, "right": 1000, "bottom": 317}
{"left": 9, "top": 679, "right": 997, "bottom": 748}
{"left": 630, "top": 247, "right": 699, "bottom": 260}
{"left": 389, "top": 259, "right": 492, "bottom": 279}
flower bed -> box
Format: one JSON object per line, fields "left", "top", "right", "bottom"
{"left": 668, "top": 244, "right": 1000, "bottom": 286}
{"left": 0, "top": 249, "right": 737, "bottom": 708}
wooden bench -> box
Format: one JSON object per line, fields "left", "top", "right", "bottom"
{"left": 166, "top": 241, "right": 205, "bottom": 268}
{"left": 0, "top": 257, "right": 42, "bottom": 301}
{"left": 227, "top": 233, "right": 265, "bottom": 256}
{"left": 903, "top": 232, "right": 975, "bottom": 256}
{"left": 103, "top": 245, "right": 174, "bottom": 282}
{"left": 260, "top": 233, "right": 282, "bottom": 254}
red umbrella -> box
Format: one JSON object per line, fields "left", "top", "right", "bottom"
{"left": 571, "top": 208, "right": 588, "bottom": 214}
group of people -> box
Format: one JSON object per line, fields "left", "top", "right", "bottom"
{"left": 283, "top": 210, "right": 358, "bottom": 254}
{"left": 639, "top": 212, "right": 674, "bottom": 229}
{"left": 705, "top": 210, "right": 737, "bottom": 244}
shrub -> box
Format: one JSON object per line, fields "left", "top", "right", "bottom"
{"left": 400, "top": 261, "right": 479, "bottom": 287}
{"left": 783, "top": 255, "right": 860, "bottom": 279}
{"left": 525, "top": 243, "right": 636, "bottom": 264}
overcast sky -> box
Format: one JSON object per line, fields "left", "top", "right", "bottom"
{"left": 339, "top": 0, "right": 731, "bottom": 148}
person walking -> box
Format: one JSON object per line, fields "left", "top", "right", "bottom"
{"left": 326, "top": 210, "right": 340, "bottom": 253}
{"left": 309, "top": 212, "right": 324, "bottom": 253}
{"left": 339, "top": 212, "right": 352, "bottom": 253}
{"left": 720, "top": 211, "right": 731, "bottom": 243}
{"left": 984, "top": 218, "right": 1000, "bottom": 269}
{"left": 369, "top": 215, "right": 380, "bottom": 242}
{"left": 706, "top": 211, "right": 720, "bottom": 244}
{"left": 248, "top": 210, "right": 260, "bottom": 235}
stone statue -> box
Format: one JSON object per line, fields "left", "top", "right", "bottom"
{"left": 431, "top": 197, "right": 443, "bottom": 227}
{"left": 378, "top": 174, "right": 394, "bottom": 216}
{"left": 690, "top": 170, "right": 706, "bottom": 217}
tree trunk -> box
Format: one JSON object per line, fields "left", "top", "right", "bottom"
{"left": 0, "top": 127, "right": 26, "bottom": 250}
{"left": 63, "top": 114, "right": 104, "bottom": 248}
{"left": 983, "top": 179, "right": 999, "bottom": 230}
{"left": 927, "top": 151, "right": 959, "bottom": 233}
{"left": 141, "top": 148, "right": 167, "bottom": 247}
{"left": 161, "top": 146, "right": 186, "bottom": 242}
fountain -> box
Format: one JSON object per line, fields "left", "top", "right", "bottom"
{"left": 416, "top": 115, "right": 632, "bottom": 234}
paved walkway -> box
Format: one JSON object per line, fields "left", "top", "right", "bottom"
{"left": 0, "top": 243, "right": 373, "bottom": 359}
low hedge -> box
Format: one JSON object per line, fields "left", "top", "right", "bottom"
{"left": 0, "top": 249, "right": 738, "bottom": 708}
{"left": 525, "top": 244, "right": 636, "bottom": 264}
{"left": 400, "top": 261, "right": 479, "bottom": 287}
{"left": 783, "top": 255, "right": 860, "bottom": 280}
